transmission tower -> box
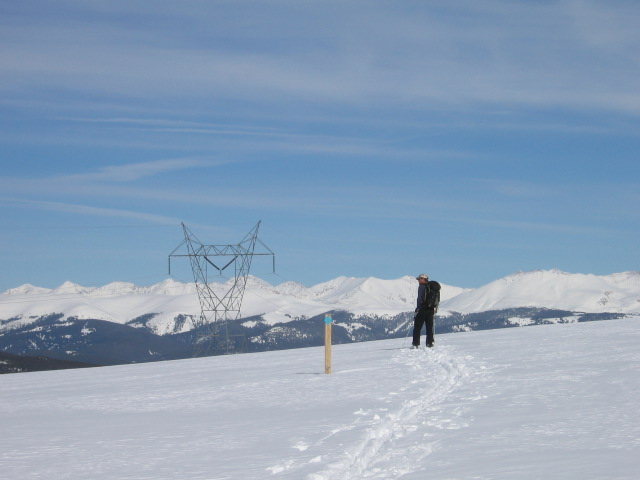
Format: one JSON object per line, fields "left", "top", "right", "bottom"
{"left": 168, "top": 221, "right": 275, "bottom": 354}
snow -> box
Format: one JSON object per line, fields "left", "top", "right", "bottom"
{"left": 1, "top": 318, "right": 639, "bottom": 479}
{"left": 507, "top": 316, "right": 534, "bottom": 326}
{"left": 92, "top": 281, "right": 139, "bottom": 296}
{"left": 53, "top": 281, "right": 94, "bottom": 295}
{"left": 241, "top": 320, "right": 259, "bottom": 328}
{"left": 80, "top": 326, "right": 95, "bottom": 336}
{"left": 2, "top": 283, "right": 52, "bottom": 296}
{"left": 441, "top": 269, "right": 640, "bottom": 314}
{"left": 0, "top": 274, "right": 465, "bottom": 333}
{"left": 1, "top": 270, "right": 639, "bottom": 335}
{"left": 307, "top": 275, "right": 467, "bottom": 316}
{"left": 274, "top": 281, "right": 310, "bottom": 297}
{"left": 336, "top": 322, "right": 368, "bottom": 333}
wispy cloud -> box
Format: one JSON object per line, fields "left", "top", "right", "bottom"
{"left": 1, "top": 1, "right": 639, "bottom": 114}
{"left": 0, "top": 197, "right": 183, "bottom": 226}
{"left": 0, "top": 197, "right": 237, "bottom": 239}
{"left": 0, "top": 156, "right": 234, "bottom": 197}
{"left": 468, "top": 217, "right": 614, "bottom": 236}
{"left": 0, "top": 116, "right": 473, "bottom": 160}
{"left": 61, "top": 117, "right": 285, "bottom": 137}
{"left": 56, "top": 157, "right": 221, "bottom": 183}
{"left": 468, "top": 179, "right": 557, "bottom": 199}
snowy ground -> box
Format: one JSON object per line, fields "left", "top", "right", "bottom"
{"left": 1, "top": 318, "right": 639, "bottom": 479}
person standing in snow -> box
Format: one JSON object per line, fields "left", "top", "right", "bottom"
{"left": 412, "top": 273, "right": 441, "bottom": 348}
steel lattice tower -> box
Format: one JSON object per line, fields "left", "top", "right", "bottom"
{"left": 168, "top": 221, "right": 275, "bottom": 354}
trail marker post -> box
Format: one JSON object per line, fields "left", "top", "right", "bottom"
{"left": 324, "top": 314, "right": 333, "bottom": 374}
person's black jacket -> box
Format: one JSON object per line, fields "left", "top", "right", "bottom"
{"left": 416, "top": 281, "right": 441, "bottom": 313}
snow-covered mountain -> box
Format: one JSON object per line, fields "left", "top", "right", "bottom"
{"left": 1, "top": 270, "right": 639, "bottom": 336}
{"left": 440, "top": 269, "right": 640, "bottom": 314}
{"left": 0, "top": 275, "right": 467, "bottom": 334}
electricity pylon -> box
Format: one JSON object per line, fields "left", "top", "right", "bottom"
{"left": 168, "top": 221, "right": 275, "bottom": 354}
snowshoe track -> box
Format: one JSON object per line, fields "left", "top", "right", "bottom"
{"left": 307, "top": 346, "right": 472, "bottom": 480}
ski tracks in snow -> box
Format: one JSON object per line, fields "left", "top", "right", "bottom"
{"left": 307, "top": 347, "right": 473, "bottom": 480}
{"left": 268, "top": 344, "right": 484, "bottom": 480}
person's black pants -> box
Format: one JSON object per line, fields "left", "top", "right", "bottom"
{"left": 412, "top": 308, "right": 435, "bottom": 346}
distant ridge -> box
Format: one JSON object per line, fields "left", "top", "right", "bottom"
{"left": 441, "top": 269, "right": 640, "bottom": 314}
{"left": 1, "top": 270, "right": 639, "bottom": 336}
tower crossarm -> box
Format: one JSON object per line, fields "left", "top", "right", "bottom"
{"left": 166, "top": 221, "right": 275, "bottom": 354}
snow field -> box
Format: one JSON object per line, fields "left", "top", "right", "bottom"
{"left": 1, "top": 318, "right": 639, "bottom": 479}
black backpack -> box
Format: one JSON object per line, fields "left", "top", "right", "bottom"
{"left": 424, "top": 281, "right": 441, "bottom": 310}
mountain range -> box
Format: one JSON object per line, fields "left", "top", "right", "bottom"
{"left": 2, "top": 269, "right": 639, "bottom": 333}
{"left": 1, "top": 269, "right": 638, "bottom": 369}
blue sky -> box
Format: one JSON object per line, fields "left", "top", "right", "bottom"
{"left": 1, "top": 0, "right": 639, "bottom": 290}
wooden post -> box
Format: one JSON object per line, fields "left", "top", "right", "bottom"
{"left": 324, "top": 314, "right": 333, "bottom": 374}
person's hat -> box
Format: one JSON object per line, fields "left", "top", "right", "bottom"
{"left": 416, "top": 273, "right": 429, "bottom": 280}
